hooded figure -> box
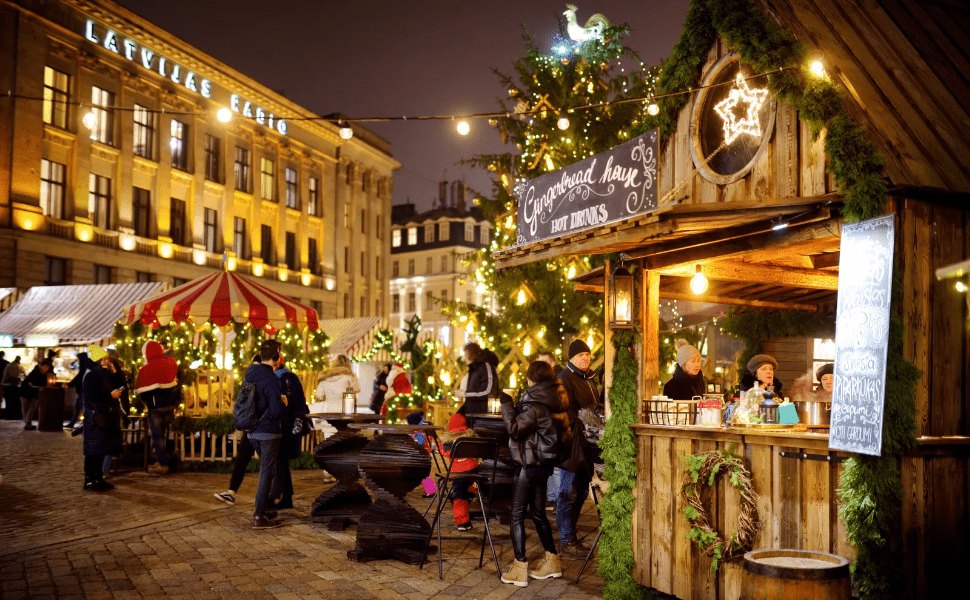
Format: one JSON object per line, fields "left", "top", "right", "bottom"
{"left": 312, "top": 355, "right": 361, "bottom": 414}
{"left": 134, "top": 341, "right": 179, "bottom": 409}
{"left": 663, "top": 339, "right": 705, "bottom": 400}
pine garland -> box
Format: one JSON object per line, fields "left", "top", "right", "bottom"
{"left": 720, "top": 309, "right": 835, "bottom": 378}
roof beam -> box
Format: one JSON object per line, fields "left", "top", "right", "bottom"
{"left": 810, "top": 251, "right": 841, "bottom": 269}
{"left": 659, "top": 291, "right": 818, "bottom": 312}
{"left": 659, "top": 260, "right": 840, "bottom": 290}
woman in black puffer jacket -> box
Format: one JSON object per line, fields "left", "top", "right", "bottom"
{"left": 499, "top": 361, "right": 572, "bottom": 586}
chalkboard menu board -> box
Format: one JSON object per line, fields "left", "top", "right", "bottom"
{"left": 829, "top": 214, "right": 895, "bottom": 456}
{"left": 513, "top": 129, "right": 658, "bottom": 245}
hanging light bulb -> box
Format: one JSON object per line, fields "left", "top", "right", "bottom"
{"left": 647, "top": 102, "right": 660, "bottom": 116}
{"left": 557, "top": 115, "right": 570, "bottom": 130}
{"left": 82, "top": 111, "right": 97, "bottom": 130}
{"left": 216, "top": 107, "right": 232, "bottom": 123}
{"left": 517, "top": 289, "right": 526, "bottom": 305}
{"left": 690, "top": 264, "right": 709, "bottom": 295}
{"left": 456, "top": 120, "right": 470, "bottom": 135}
{"left": 523, "top": 339, "right": 532, "bottom": 356}
{"left": 339, "top": 123, "right": 353, "bottom": 140}
{"left": 810, "top": 60, "right": 826, "bottom": 77}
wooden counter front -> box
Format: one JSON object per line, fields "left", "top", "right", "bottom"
{"left": 631, "top": 424, "right": 855, "bottom": 600}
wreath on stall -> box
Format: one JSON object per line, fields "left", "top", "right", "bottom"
{"left": 682, "top": 450, "right": 761, "bottom": 573}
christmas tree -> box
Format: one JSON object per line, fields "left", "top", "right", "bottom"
{"left": 452, "top": 22, "right": 662, "bottom": 374}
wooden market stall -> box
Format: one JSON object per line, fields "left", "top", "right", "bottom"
{"left": 493, "top": 2, "right": 969, "bottom": 598}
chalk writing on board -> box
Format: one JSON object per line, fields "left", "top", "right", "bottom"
{"left": 829, "top": 213, "right": 895, "bottom": 456}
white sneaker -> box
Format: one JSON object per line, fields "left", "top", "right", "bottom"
{"left": 214, "top": 491, "right": 235, "bottom": 505}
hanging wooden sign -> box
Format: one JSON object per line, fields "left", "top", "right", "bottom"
{"left": 829, "top": 214, "right": 895, "bottom": 456}
{"left": 513, "top": 129, "right": 659, "bottom": 245}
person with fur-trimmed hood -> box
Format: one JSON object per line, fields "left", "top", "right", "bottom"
{"left": 135, "top": 340, "right": 178, "bottom": 474}
{"left": 663, "top": 339, "right": 706, "bottom": 400}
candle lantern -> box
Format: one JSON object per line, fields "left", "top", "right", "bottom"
{"left": 342, "top": 385, "right": 358, "bottom": 416}
{"left": 609, "top": 266, "right": 634, "bottom": 329}
{"left": 759, "top": 390, "right": 779, "bottom": 424}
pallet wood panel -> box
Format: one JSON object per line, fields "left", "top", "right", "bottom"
{"left": 651, "top": 435, "right": 674, "bottom": 591}
{"left": 774, "top": 101, "right": 800, "bottom": 199}
{"left": 900, "top": 199, "right": 932, "bottom": 437}
{"left": 673, "top": 437, "right": 695, "bottom": 600}
{"left": 635, "top": 433, "right": 653, "bottom": 585}
{"left": 799, "top": 121, "right": 826, "bottom": 197}
{"left": 930, "top": 205, "right": 966, "bottom": 436}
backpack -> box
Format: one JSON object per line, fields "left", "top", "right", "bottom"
{"left": 233, "top": 381, "right": 259, "bottom": 431}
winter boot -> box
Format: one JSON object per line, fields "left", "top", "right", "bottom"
{"left": 500, "top": 559, "right": 528, "bottom": 587}
{"left": 452, "top": 498, "right": 470, "bottom": 529}
{"left": 530, "top": 551, "right": 562, "bottom": 579}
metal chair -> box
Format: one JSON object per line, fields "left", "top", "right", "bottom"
{"left": 575, "top": 443, "right": 606, "bottom": 582}
{"left": 419, "top": 437, "right": 502, "bottom": 580}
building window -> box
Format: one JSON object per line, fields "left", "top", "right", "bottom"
{"left": 135, "top": 271, "right": 152, "bottom": 283}
{"left": 42, "top": 66, "right": 70, "bottom": 129}
{"left": 93, "top": 264, "right": 112, "bottom": 284}
{"left": 426, "top": 257, "right": 433, "bottom": 274}
{"left": 441, "top": 289, "right": 448, "bottom": 303}
{"left": 392, "top": 229, "right": 401, "bottom": 248}
{"left": 308, "top": 237, "right": 319, "bottom": 275}
{"left": 345, "top": 163, "right": 353, "bottom": 185}
{"left": 284, "top": 231, "right": 298, "bottom": 271}
{"left": 260, "top": 158, "right": 275, "bottom": 201}
{"left": 233, "top": 217, "right": 247, "bottom": 259}
{"left": 343, "top": 293, "right": 350, "bottom": 317}
{"left": 169, "top": 199, "right": 186, "bottom": 246}
{"left": 285, "top": 167, "right": 299, "bottom": 209}
{"left": 407, "top": 292, "right": 416, "bottom": 312}
{"left": 440, "top": 222, "right": 450, "bottom": 241}
{"left": 45, "top": 257, "right": 67, "bottom": 285}
{"left": 260, "top": 224, "right": 274, "bottom": 264}
{"left": 307, "top": 176, "right": 320, "bottom": 216}
{"left": 375, "top": 256, "right": 381, "bottom": 280}
{"left": 392, "top": 293, "right": 400, "bottom": 313}
{"left": 408, "top": 227, "right": 418, "bottom": 245}
{"left": 361, "top": 209, "right": 367, "bottom": 234}
{"left": 170, "top": 119, "right": 188, "bottom": 170}
{"left": 361, "top": 172, "right": 368, "bottom": 192}
{"left": 424, "top": 224, "right": 434, "bottom": 243}
{"left": 360, "top": 296, "right": 366, "bottom": 316}
{"left": 425, "top": 291, "right": 433, "bottom": 310}
{"left": 133, "top": 104, "right": 154, "bottom": 159}
{"left": 173, "top": 277, "right": 189, "bottom": 287}
{"left": 465, "top": 222, "right": 474, "bottom": 242}
{"left": 88, "top": 174, "right": 111, "bottom": 229}
{"left": 480, "top": 226, "right": 489, "bottom": 245}
{"left": 133, "top": 187, "right": 152, "bottom": 238}
{"left": 344, "top": 247, "right": 349, "bottom": 273}
{"left": 343, "top": 201, "right": 349, "bottom": 228}
{"left": 375, "top": 298, "right": 381, "bottom": 315}
{"left": 375, "top": 215, "right": 382, "bottom": 240}
{"left": 40, "top": 159, "right": 66, "bottom": 219}
{"left": 441, "top": 255, "right": 449, "bottom": 273}
{"left": 392, "top": 260, "right": 399, "bottom": 277}
{"left": 204, "top": 208, "right": 218, "bottom": 253}
{"left": 310, "top": 300, "right": 322, "bottom": 316}
{"left": 204, "top": 134, "right": 220, "bottom": 182}
{"left": 90, "top": 86, "right": 114, "bottom": 145}
{"left": 234, "top": 147, "right": 251, "bottom": 192}
{"left": 407, "top": 259, "right": 415, "bottom": 276}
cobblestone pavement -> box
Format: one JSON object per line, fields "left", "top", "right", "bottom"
{"left": 0, "top": 420, "right": 605, "bottom": 599}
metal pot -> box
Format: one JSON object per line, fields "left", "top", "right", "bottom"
{"left": 794, "top": 399, "right": 831, "bottom": 426}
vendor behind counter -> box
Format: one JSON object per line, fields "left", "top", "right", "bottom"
{"left": 663, "top": 340, "right": 706, "bottom": 400}
{"left": 739, "top": 354, "right": 783, "bottom": 397}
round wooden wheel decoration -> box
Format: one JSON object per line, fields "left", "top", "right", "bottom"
{"left": 681, "top": 450, "right": 761, "bottom": 572}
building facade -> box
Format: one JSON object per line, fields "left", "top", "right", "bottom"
{"left": 389, "top": 181, "right": 491, "bottom": 349}
{"left": 0, "top": 0, "right": 399, "bottom": 320}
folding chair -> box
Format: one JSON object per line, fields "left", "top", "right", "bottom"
{"left": 575, "top": 443, "right": 606, "bottom": 582}
{"left": 419, "top": 437, "right": 502, "bottom": 580}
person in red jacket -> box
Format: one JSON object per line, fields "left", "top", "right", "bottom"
{"left": 439, "top": 412, "right": 478, "bottom": 531}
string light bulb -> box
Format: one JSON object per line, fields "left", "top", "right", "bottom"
{"left": 82, "top": 111, "right": 96, "bottom": 130}
{"left": 690, "top": 264, "right": 709, "bottom": 295}
{"left": 810, "top": 60, "right": 826, "bottom": 77}
{"left": 456, "top": 120, "right": 470, "bottom": 135}
{"left": 557, "top": 116, "right": 570, "bottom": 130}
{"left": 647, "top": 102, "right": 660, "bottom": 116}
{"left": 216, "top": 107, "right": 232, "bottom": 123}
{"left": 339, "top": 123, "right": 353, "bottom": 140}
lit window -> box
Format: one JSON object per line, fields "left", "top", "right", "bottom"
{"left": 170, "top": 119, "right": 188, "bottom": 170}
{"left": 234, "top": 147, "right": 251, "bottom": 192}
{"left": 424, "top": 223, "right": 434, "bottom": 243}
{"left": 439, "top": 222, "right": 450, "bottom": 241}
{"left": 480, "top": 225, "right": 489, "bottom": 245}
{"left": 88, "top": 174, "right": 111, "bottom": 229}
{"left": 285, "top": 167, "right": 299, "bottom": 209}
{"left": 465, "top": 222, "right": 474, "bottom": 242}
{"left": 392, "top": 229, "right": 401, "bottom": 247}
{"left": 91, "top": 86, "right": 115, "bottom": 146}
{"left": 260, "top": 158, "right": 275, "bottom": 201}
{"left": 408, "top": 227, "right": 418, "bottom": 245}
{"left": 40, "top": 159, "right": 66, "bottom": 219}
{"left": 307, "top": 177, "right": 320, "bottom": 216}
{"left": 42, "top": 66, "right": 70, "bottom": 129}
{"left": 133, "top": 105, "right": 154, "bottom": 159}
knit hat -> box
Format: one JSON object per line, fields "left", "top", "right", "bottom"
{"left": 816, "top": 363, "right": 834, "bottom": 381}
{"left": 447, "top": 412, "right": 468, "bottom": 433}
{"left": 568, "top": 339, "right": 591, "bottom": 359}
{"left": 675, "top": 339, "right": 701, "bottom": 368}
{"left": 746, "top": 354, "right": 778, "bottom": 374}
{"left": 87, "top": 345, "right": 108, "bottom": 362}
{"left": 405, "top": 411, "right": 425, "bottom": 426}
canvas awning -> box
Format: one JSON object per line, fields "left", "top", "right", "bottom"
{"left": 0, "top": 288, "right": 21, "bottom": 314}
{"left": 0, "top": 282, "right": 167, "bottom": 346}
{"left": 318, "top": 317, "right": 385, "bottom": 359}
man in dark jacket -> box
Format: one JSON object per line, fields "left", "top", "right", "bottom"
{"left": 555, "top": 339, "right": 602, "bottom": 559}
{"left": 461, "top": 343, "right": 500, "bottom": 415}
{"left": 246, "top": 339, "right": 287, "bottom": 529}
{"left": 663, "top": 339, "right": 706, "bottom": 400}
{"left": 81, "top": 346, "right": 122, "bottom": 491}
{"left": 271, "top": 359, "right": 309, "bottom": 511}
{"left": 20, "top": 359, "right": 52, "bottom": 430}
{"left": 368, "top": 363, "right": 391, "bottom": 413}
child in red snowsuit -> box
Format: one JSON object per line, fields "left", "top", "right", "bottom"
{"left": 439, "top": 412, "right": 479, "bottom": 531}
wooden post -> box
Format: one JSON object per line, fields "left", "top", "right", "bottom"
{"left": 643, "top": 268, "right": 660, "bottom": 402}
{"left": 604, "top": 259, "right": 615, "bottom": 419}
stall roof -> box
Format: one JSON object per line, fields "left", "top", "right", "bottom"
{"left": 0, "top": 288, "right": 21, "bottom": 314}
{"left": 0, "top": 282, "right": 168, "bottom": 346}
{"left": 318, "top": 317, "right": 386, "bottom": 359}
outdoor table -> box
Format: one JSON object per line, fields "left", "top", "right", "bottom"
{"left": 465, "top": 413, "right": 516, "bottom": 524}
{"left": 346, "top": 423, "right": 443, "bottom": 565}
{"left": 308, "top": 412, "right": 384, "bottom": 530}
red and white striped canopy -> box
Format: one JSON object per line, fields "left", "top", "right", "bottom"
{"left": 123, "top": 271, "right": 319, "bottom": 332}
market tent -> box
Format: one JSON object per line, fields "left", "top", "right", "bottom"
{"left": 0, "top": 282, "right": 167, "bottom": 346}
{"left": 318, "top": 317, "right": 385, "bottom": 359}
{"left": 123, "top": 271, "right": 319, "bottom": 331}
{"left": 0, "top": 288, "right": 21, "bottom": 315}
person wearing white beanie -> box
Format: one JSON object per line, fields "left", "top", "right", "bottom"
{"left": 663, "top": 339, "right": 705, "bottom": 400}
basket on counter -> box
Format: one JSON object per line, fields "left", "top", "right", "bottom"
{"left": 643, "top": 395, "right": 699, "bottom": 426}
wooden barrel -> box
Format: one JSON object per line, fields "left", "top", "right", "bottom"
{"left": 741, "top": 549, "right": 851, "bottom": 600}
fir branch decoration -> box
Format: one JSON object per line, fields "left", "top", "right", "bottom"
{"left": 720, "top": 309, "right": 835, "bottom": 379}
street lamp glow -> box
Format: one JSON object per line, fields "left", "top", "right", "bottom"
{"left": 810, "top": 60, "right": 826, "bottom": 77}
{"left": 456, "top": 120, "right": 470, "bottom": 136}
{"left": 216, "top": 107, "right": 232, "bottom": 123}
{"left": 339, "top": 124, "right": 353, "bottom": 140}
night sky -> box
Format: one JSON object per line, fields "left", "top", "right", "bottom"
{"left": 114, "top": 0, "right": 690, "bottom": 212}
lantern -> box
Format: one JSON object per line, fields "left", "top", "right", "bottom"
{"left": 342, "top": 385, "right": 357, "bottom": 416}
{"left": 609, "top": 266, "right": 634, "bottom": 329}
{"left": 759, "top": 391, "right": 779, "bottom": 424}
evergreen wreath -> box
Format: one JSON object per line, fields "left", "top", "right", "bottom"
{"left": 681, "top": 450, "right": 761, "bottom": 573}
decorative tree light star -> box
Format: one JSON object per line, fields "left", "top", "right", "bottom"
{"left": 714, "top": 73, "right": 769, "bottom": 145}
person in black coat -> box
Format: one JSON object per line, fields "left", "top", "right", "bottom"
{"left": 739, "top": 354, "right": 784, "bottom": 397}
{"left": 460, "top": 343, "right": 499, "bottom": 415}
{"left": 663, "top": 339, "right": 706, "bottom": 400}
{"left": 66, "top": 352, "right": 94, "bottom": 428}
{"left": 271, "top": 362, "right": 310, "bottom": 510}
{"left": 499, "top": 360, "right": 572, "bottom": 586}
{"left": 20, "top": 359, "right": 52, "bottom": 430}
{"left": 82, "top": 346, "right": 123, "bottom": 491}
{"left": 368, "top": 363, "right": 391, "bottom": 413}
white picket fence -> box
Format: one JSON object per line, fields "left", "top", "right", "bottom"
{"left": 173, "top": 429, "right": 323, "bottom": 462}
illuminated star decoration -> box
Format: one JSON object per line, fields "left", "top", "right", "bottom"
{"left": 714, "top": 73, "right": 769, "bottom": 145}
